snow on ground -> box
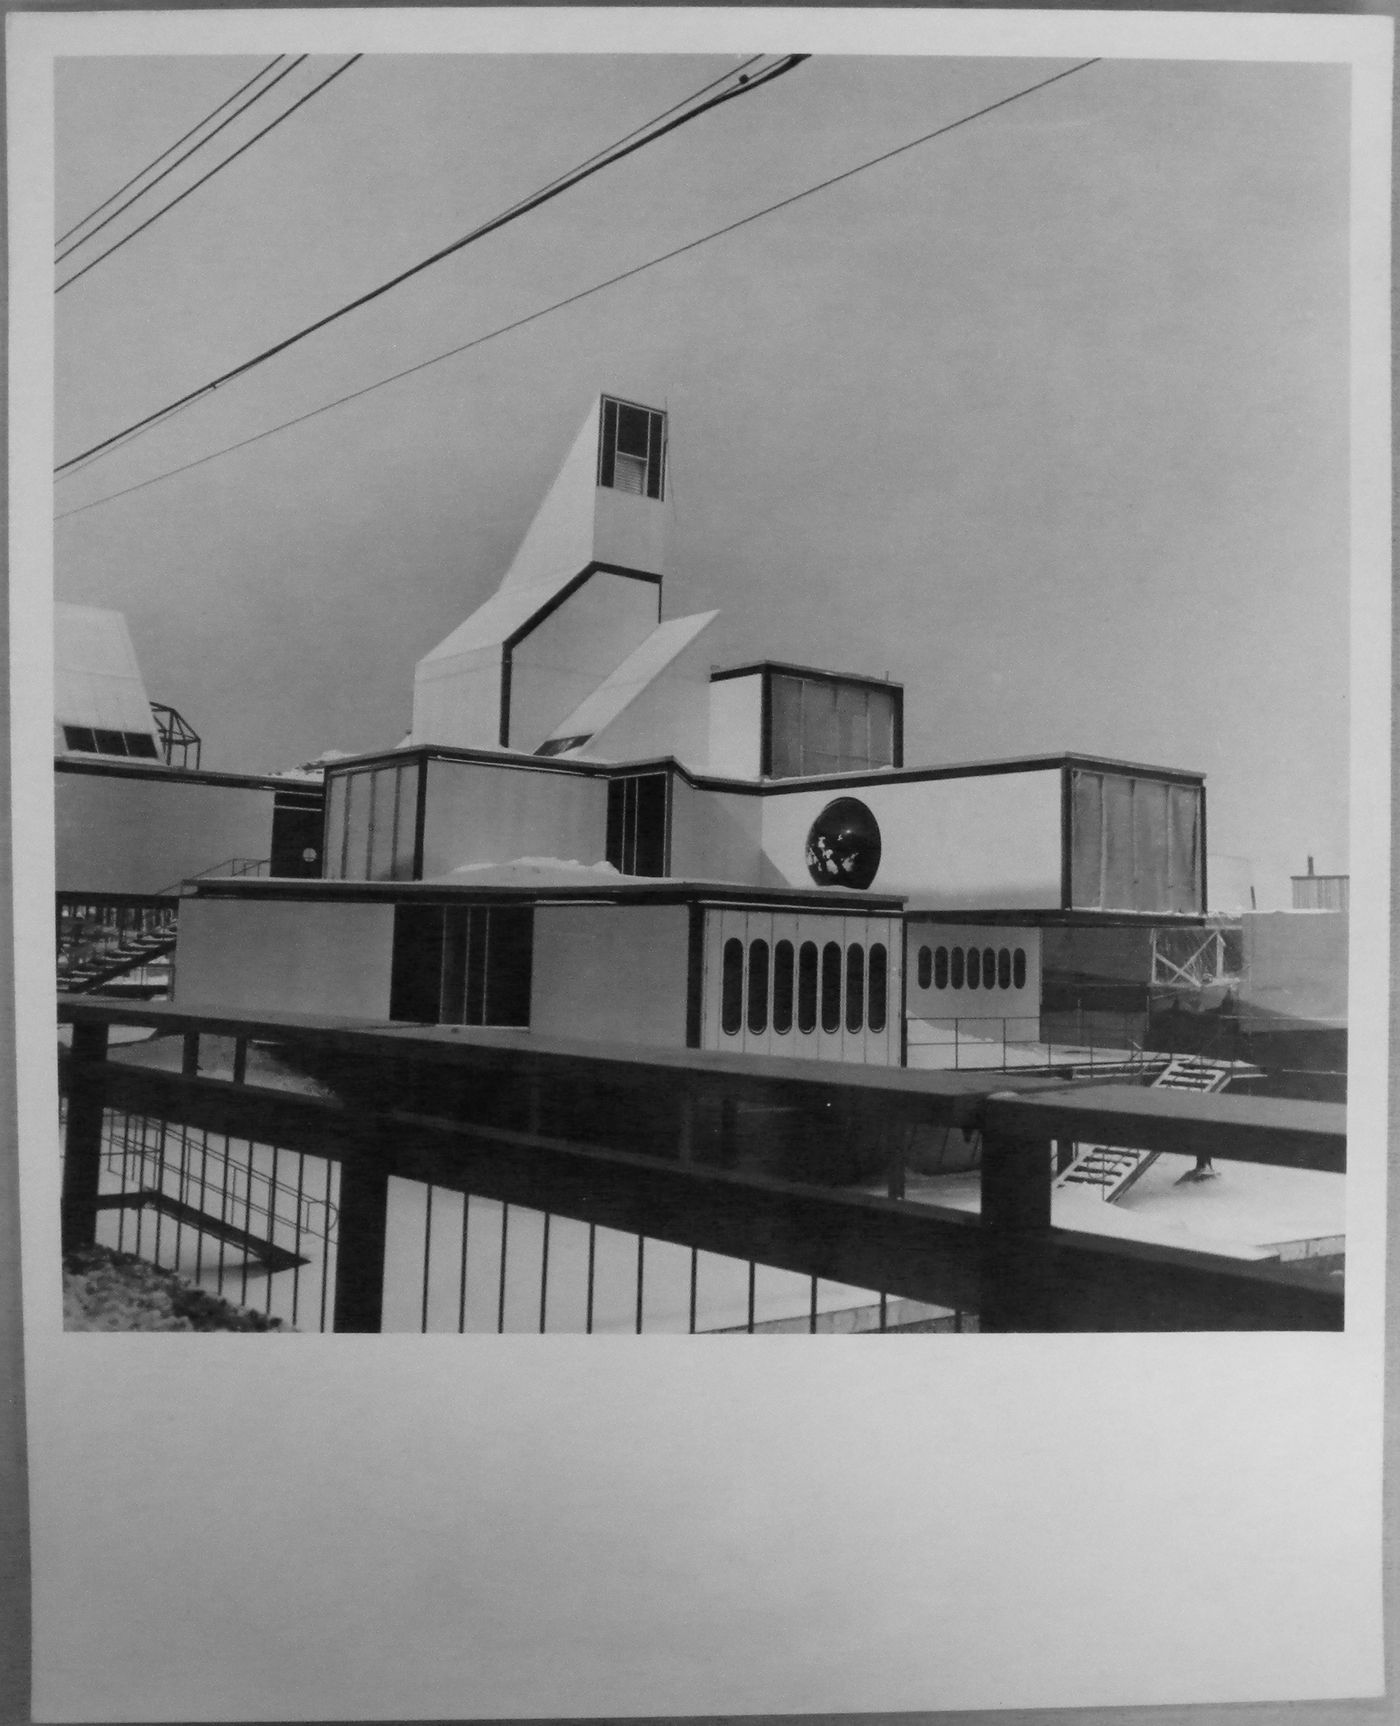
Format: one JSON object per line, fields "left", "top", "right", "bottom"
{"left": 894, "top": 1154, "right": 1343, "bottom": 1260}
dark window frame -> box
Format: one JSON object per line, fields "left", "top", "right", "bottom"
{"left": 598, "top": 396, "right": 666, "bottom": 500}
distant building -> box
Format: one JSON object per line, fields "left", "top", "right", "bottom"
{"left": 1291, "top": 858, "right": 1349, "bottom": 912}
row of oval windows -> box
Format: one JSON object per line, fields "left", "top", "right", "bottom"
{"left": 916, "top": 945, "right": 1028, "bottom": 992}
{"left": 721, "top": 938, "right": 889, "bottom": 1037}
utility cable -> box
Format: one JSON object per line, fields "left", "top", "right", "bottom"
{"left": 56, "top": 55, "right": 361, "bottom": 295}
{"left": 56, "top": 56, "right": 306, "bottom": 262}
{"left": 489, "top": 54, "right": 765, "bottom": 223}
{"left": 57, "top": 56, "right": 288, "bottom": 247}
{"left": 53, "top": 56, "right": 767, "bottom": 484}
{"left": 55, "top": 53, "right": 806, "bottom": 466}
{"left": 55, "top": 55, "right": 1099, "bottom": 521}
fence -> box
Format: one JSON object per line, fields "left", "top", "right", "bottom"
{"left": 57, "top": 999, "right": 1346, "bottom": 1334}
{"left": 905, "top": 1011, "right": 1154, "bottom": 1073}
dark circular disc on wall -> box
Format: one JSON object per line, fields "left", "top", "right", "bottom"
{"left": 804, "top": 798, "right": 882, "bottom": 890}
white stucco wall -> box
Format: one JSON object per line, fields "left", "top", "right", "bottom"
{"left": 173, "top": 898, "right": 396, "bottom": 1018}
{"left": 1239, "top": 911, "right": 1348, "bottom": 1028}
{"left": 756, "top": 769, "right": 1063, "bottom": 906}
{"left": 706, "top": 675, "right": 763, "bottom": 779}
{"left": 411, "top": 644, "right": 503, "bottom": 750}
{"left": 668, "top": 781, "right": 763, "bottom": 884}
{"left": 531, "top": 902, "right": 690, "bottom": 1047}
{"left": 420, "top": 758, "right": 608, "bottom": 877}
{"left": 56, "top": 771, "right": 277, "bottom": 896}
{"left": 592, "top": 485, "right": 670, "bottom": 579}
{"left": 507, "top": 572, "right": 658, "bottom": 752}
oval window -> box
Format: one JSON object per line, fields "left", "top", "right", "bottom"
{"left": 950, "top": 946, "right": 965, "bottom": 990}
{"left": 917, "top": 945, "right": 932, "bottom": 990}
{"left": 747, "top": 939, "right": 770, "bottom": 1034}
{"left": 997, "top": 947, "right": 1011, "bottom": 990}
{"left": 773, "top": 940, "right": 794, "bottom": 1034}
{"left": 797, "top": 941, "right": 819, "bottom": 1033}
{"left": 804, "top": 798, "right": 882, "bottom": 890}
{"left": 967, "top": 947, "right": 981, "bottom": 990}
{"left": 845, "top": 944, "right": 865, "bottom": 1033}
{"left": 1013, "top": 947, "right": 1027, "bottom": 990}
{"left": 821, "top": 941, "right": 842, "bottom": 1032}
{"left": 721, "top": 937, "right": 744, "bottom": 1035}
{"left": 868, "top": 944, "right": 888, "bottom": 1032}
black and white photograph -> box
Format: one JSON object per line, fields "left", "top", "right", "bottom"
{"left": 8, "top": 6, "right": 1390, "bottom": 1720}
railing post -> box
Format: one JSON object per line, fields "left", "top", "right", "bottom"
{"left": 332, "top": 1138, "right": 389, "bottom": 1333}
{"left": 181, "top": 1032, "right": 199, "bottom": 1077}
{"left": 979, "top": 1113, "right": 1055, "bottom": 1333}
{"left": 61, "top": 1019, "right": 109, "bottom": 1253}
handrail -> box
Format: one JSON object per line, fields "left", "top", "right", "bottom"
{"left": 152, "top": 855, "right": 270, "bottom": 899}
{"left": 57, "top": 997, "right": 1346, "bottom": 1332}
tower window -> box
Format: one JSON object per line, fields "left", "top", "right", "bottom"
{"left": 599, "top": 397, "right": 666, "bottom": 500}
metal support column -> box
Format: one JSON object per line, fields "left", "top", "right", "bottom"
{"left": 332, "top": 1138, "right": 390, "bottom": 1333}
{"left": 61, "top": 1020, "right": 110, "bottom": 1253}
{"left": 979, "top": 1125, "right": 1054, "bottom": 1332}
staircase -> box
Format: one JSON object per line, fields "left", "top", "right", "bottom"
{"left": 57, "top": 859, "right": 267, "bottom": 997}
{"left": 1054, "top": 1056, "right": 1239, "bottom": 1203}
{"left": 59, "top": 924, "right": 178, "bottom": 994}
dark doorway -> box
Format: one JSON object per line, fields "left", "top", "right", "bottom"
{"left": 271, "top": 792, "right": 325, "bottom": 878}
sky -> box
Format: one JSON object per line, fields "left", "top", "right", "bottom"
{"left": 52, "top": 50, "right": 1352, "bottom": 910}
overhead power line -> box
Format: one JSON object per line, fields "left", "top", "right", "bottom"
{"left": 53, "top": 53, "right": 772, "bottom": 485}
{"left": 57, "top": 56, "right": 288, "bottom": 249}
{"left": 56, "top": 56, "right": 306, "bottom": 262}
{"left": 54, "top": 52, "right": 808, "bottom": 469}
{"left": 55, "top": 56, "right": 1099, "bottom": 523}
{"left": 56, "top": 55, "right": 362, "bottom": 295}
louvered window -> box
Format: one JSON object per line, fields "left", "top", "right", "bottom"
{"left": 598, "top": 397, "right": 666, "bottom": 499}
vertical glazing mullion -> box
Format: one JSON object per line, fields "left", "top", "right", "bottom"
{"left": 420, "top": 1183, "right": 434, "bottom": 1334}
{"left": 363, "top": 769, "right": 378, "bottom": 879}
{"left": 388, "top": 767, "right": 403, "bottom": 882}
{"left": 635, "top": 1235, "right": 645, "bottom": 1335}
{"left": 538, "top": 1214, "right": 551, "bottom": 1333}
{"left": 809, "top": 1276, "right": 819, "bottom": 1334}
{"left": 456, "top": 1194, "right": 470, "bottom": 1333}
{"left": 878, "top": 1292, "right": 888, "bottom": 1333}
{"left": 585, "top": 1225, "right": 596, "bottom": 1335}
{"left": 746, "top": 1260, "right": 756, "bottom": 1333}
{"left": 496, "top": 1204, "right": 510, "bottom": 1333}
{"left": 688, "top": 1249, "right": 698, "bottom": 1334}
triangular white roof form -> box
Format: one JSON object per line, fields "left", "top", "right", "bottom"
{"left": 54, "top": 603, "right": 161, "bottom": 755}
{"left": 411, "top": 393, "right": 674, "bottom": 752}
{"left": 541, "top": 611, "right": 718, "bottom": 765}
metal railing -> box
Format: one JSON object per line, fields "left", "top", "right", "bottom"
{"left": 906, "top": 1012, "right": 1157, "bottom": 1074}
{"left": 57, "top": 999, "right": 1346, "bottom": 1334}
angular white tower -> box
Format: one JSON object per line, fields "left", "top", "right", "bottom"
{"left": 412, "top": 395, "right": 685, "bottom": 754}
{"left": 54, "top": 602, "right": 163, "bottom": 760}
